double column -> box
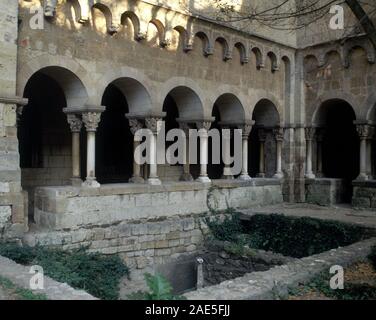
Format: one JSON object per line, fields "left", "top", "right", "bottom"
{"left": 196, "top": 121, "right": 212, "bottom": 183}
{"left": 273, "top": 127, "right": 284, "bottom": 179}
{"left": 66, "top": 114, "right": 83, "bottom": 186}
{"left": 356, "top": 124, "right": 374, "bottom": 181}
{"left": 64, "top": 107, "right": 104, "bottom": 188}
{"left": 305, "top": 127, "right": 316, "bottom": 179}
{"left": 238, "top": 123, "right": 253, "bottom": 181}
{"left": 82, "top": 110, "right": 104, "bottom": 188}
{"left": 145, "top": 117, "right": 162, "bottom": 185}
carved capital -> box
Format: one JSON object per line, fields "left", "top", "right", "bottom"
{"left": 239, "top": 124, "right": 253, "bottom": 138}
{"left": 356, "top": 124, "right": 373, "bottom": 139}
{"left": 305, "top": 127, "right": 316, "bottom": 141}
{"left": 273, "top": 127, "right": 284, "bottom": 142}
{"left": 129, "top": 119, "right": 143, "bottom": 135}
{"left": 145, "top": 117, "right": 163, "bottom": 134}
{"left": 82, "top": 112, "right": 102, "bottom": 132}
{"left": 67, "top": 114, "right": 83, "bottom": 133}
{"left": 196, "top": 121, "right": 212, "bottom": 131}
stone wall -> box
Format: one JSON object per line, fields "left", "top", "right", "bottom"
{"left": 24, "top": 180, "right": 283, "bottom": 276}
{"left": 352, "top": 181, "right": 376, "bottom": 209}
{"left": 0, "top": 1, "right": 27, "bottom": 240}
{"left": 305, "top": 178, "right": 347, "bottom": 206}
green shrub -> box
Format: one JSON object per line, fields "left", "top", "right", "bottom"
{"left": 0, "top": 244, "right": 128, "bottom": 300}
{"left": 128, "top": 273, "right": 186, "bottom": 300}
{"left": 205, "top": 213, "right": 244, "bottom": 243}
{"left": 206, "top": 212, "right": 366, "bottom": 258}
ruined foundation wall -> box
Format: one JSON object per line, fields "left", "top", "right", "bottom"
{"left": 24, "top": 181, "right": 283, "bottom": 274}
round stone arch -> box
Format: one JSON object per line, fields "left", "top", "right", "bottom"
{"left": 17, "top": 55, "right": 90, "bottom": 107}
{"left": 210, "top": 85, "right": 251, "bottom": 122}
{"left": 311, "top": 91, "right": 362, "bottom": 126}
{"left": 95, "top": 67, "right": 155, "bottom": 115}
{"left": 250, "top": 91, "right": 284, "bottom": 126}
{"left": 158, "top": 77, "right": 208, "bottom": 120}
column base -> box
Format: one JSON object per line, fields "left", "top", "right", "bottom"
{"left": 356, "top": 174, "right": 369, "bottom": 182}
{"left": 273, "top": 173, "right": 284, "bottom": 179}
{"left": 196, "top": 176, "right": 211, "bottom": 184}
{"left": 129, "top": 176, "right": 145, "bottom": 184}
{"left": 71, "top": 177, "right": 83, "bottom": 187}
{"left": 148, "top": 178, "right": 162, "bottom": 185}
{"left": 82, "top": 178, "right": 101, "bottom": 188}
{"left": 257, "top": 173, "right": 266, "bottom": 178}
{"left": 305, "top": 173, "right": 316, "bottom": 180}
{"left": 180, "top": 173, "right": 194, "bottom": 182}
{"left": 221, "top": 175, "right": 234, "bottom": 180}
{"left": 238, "top": 174, "right": 252, "bottom": 181}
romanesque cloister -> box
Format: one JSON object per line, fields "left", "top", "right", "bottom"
{"left": 1, "top": 0, "right": 376, "bottom": 277}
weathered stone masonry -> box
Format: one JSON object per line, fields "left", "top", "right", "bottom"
{"left": 1, "top": 1, "right": 376, "bottom": 275}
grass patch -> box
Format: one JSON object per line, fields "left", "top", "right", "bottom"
{"left": 206, "top": 212, "right": 366, "bottom": 258}
{"left": 0, "top": 276, "right": 47, "bottom": 300}
{"left": 0, "top": 244, "right": 129, "bottom": 300}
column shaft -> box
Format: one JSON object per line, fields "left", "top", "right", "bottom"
{"left": 146, "top": 118, "right": 162, "bottom": 185}
{"left": 273, "top": 127, "right": 284, "bottom": 179}
{"left": 66, "top": 113, "right": 83, "bottom": 186}
{"left": 196, "top": 122, "right": 211, "bottom": 183}
{"left": 82, "top": 111, "right": 102, "bottom": 188}
{"left": 305, "top": 127, "right": 316, "bottom": 179}
{"left": 239, "top": 124, "right": 252, "bottom": 181}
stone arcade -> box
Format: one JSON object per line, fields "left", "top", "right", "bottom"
{"left": 1, "top": 0, "right": 376, "bottom": 277}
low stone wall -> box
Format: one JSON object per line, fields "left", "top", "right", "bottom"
{"left": 33, "top": 179, "right": 283, "bottom": 231}
{"left": 305, "top": 178, "right": 347, "bottom": 206}
{"left": 185, "top": 238, "right": 376, "bottom": 300}
{"left": 25, "top": 179, "right": 283, "bottom": 277}
{"left": 352, "top": 181, "right": 376, "bottom": 209}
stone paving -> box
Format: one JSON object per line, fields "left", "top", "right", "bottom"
{"left": 0, "top": 255, "right": 97, "bottom": 300}
{"left": 239, "top": 203, "right": 376, "bottom": 229}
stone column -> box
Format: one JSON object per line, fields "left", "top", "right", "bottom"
{"left": 316, "top": 128, "right": 325, "bottom": 178}
{"left": 145, "top": 117, "right": 162, "bottom": 185}
{"left": 129, "top": 119, "right": 145, "bottom": 183}
{"left": 179, "top": 122, "right": 193, "bottom": 181}
{"left": 273, "top": 127, "right": 284, "bottom": 179}
{"left": 196, "top": 121, "right": 212, "bottom": 183}
{"left": 305, "top": 127, "right": 316, "bottom": 179}
{"left": 66, "top": 114, "right": 83, "bottom": 186}
{"left": 356, "top": 124, "right": 372, "bottom": 181}
{"left": 222, "top": 126, "right": 234, "bottom": 180}
{"left": 82, "top": 112, "right": 102, "bottom": 188}
{"left": 367, "top": 128, "right": 374, "bottom": 179}
{"left": 257, "top": 128, "right": 267, "bottom": 178}
{"left": 238, "top": 124, "right": 253, "bottom": 181}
